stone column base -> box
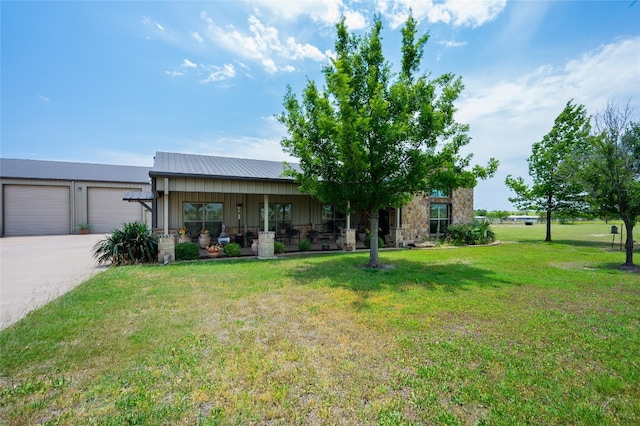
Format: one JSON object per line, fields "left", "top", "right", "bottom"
{"left": 390, "top": 227, "right": 404, "bottom": 248}
{"left": 340, "top": 229, "right": 356, "bottom": 252}
{"left": 158, "top": 235, "right": 175, "bottom": 263}
{"left": 258, "top": 231, "right": 276, "bottom": 259}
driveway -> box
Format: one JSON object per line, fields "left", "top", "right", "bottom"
{"left": 0, "top": 234, "right": 107, "bottom": 330}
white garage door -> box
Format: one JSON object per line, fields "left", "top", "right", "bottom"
{"left": 4, "top": 185, "right": 70, "bottom": 236}
{"left": 88, "top": 187, "right": 142, "bottom": 233}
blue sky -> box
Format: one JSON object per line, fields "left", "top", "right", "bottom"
{"left": 2, "top": 1, "right": 639, "bottom": 211}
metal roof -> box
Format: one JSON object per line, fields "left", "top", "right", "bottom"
{"left": 0, "top": 158, "right": 151, "bottom": 183}
{"left": 150, "top": 151, "right": 300, "bottom": 181}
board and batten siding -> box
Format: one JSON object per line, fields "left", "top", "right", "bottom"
{"left": 158, "top": 191, "right": 322, "bottom": 232}
{"left": 156, "top": 177, "right": 302, "bottom": 196}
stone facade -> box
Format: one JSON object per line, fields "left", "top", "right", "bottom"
{"left": 398, "top": 187, "right": 474, "bottom": 243}
{"left": 451, "top": 187, "right": 474, "bottom": 225}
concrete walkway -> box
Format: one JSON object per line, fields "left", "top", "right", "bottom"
{"left": 0, "top": 234, "right": 107, "bottom": 330}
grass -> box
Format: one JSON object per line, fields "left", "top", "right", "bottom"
{"left": 1, "top": 222, "right": 638, "bottom": 425}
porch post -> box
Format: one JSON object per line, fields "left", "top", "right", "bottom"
{"left": 163, "top": 177, "right": 169, "bottom": 235}
{"left": 339, "top": 201, "right": 356, "bottom": 252}
{"left": 390, "top": 207, "right": 403, "bottom": 248}
{"left": 346, "top": 201, "right": 351, "bottom": 230}
{"left": 259, "top": 193, "right": 276, "bottom": 258}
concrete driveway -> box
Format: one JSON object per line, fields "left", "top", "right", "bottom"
{"left": 0, "top": 234, "right": 107, "bottom": 330}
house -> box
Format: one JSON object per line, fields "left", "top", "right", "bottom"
{"left": 149, "top": 151, "right": 474, "bottom": 248}
{"left": 0, "top": 158, "right": 151, "bottom": 236}
{"left": 0, "top": 153, "right": 474, "bottom": 246}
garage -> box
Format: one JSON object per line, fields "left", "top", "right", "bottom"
{"left": 4, "top": 185, "right": 70, "bottom": 236}
{"left": 88, "top": 187, "right": 144, "bottom": 233}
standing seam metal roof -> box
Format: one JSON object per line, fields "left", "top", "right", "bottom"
{"left": 0, "top": 158, "right": 151, "bottom": 183}
{"left": 150, "top": 152, "right": 299, "bottom": 181}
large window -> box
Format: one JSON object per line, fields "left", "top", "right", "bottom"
{"left": 430, "top": 203, "right": 450, "bottom": 234}
{"left": 260, "top": 203, "right": 292, "bottom": 233}
{"left": 321, "top": 205, "right": 346, "bottom": 234}
{"left": 183, "top": 202, "right": 223, "bottom": 236}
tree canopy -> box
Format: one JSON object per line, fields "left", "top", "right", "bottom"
{"left": 505, "top": 100, "right": 591, "bottom": 241}
{"left": 278, "top": 14, "right": 497, "bottom": 267}
{"left": 577, "top": 102, "right": 639, "bottom": 266}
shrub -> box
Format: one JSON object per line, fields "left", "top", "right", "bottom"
{"left": 92, "top": 221, "right": 158, "bottom": 266}
{"left": 175, "top": 242, "right": 200, "bottom": 260}
{"left": 224, "top": 242, "right": 242, "bottom": 257}
{"left": 298, "top": 240, "right": 312, "bottom": 251}
{"left": 445, "top": 222, "right": 496, "bottom": 246}
{"left": 299, "top": 240, "right": 312, "bottom": 251}
{"left": 364, "top": 236, "right": 384, "bottom": 248}
{"left": 274, "top": 241, "right": 286, "bottom": 254}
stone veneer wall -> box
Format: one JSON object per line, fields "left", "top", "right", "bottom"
{"left": 451, "top": 187, "right": 474, "bottom": 225}
{"left": 401, "top": 192, "right": 431, "bottom": 243}
{"left": 400, "top": 187, "right": 474, "bottom": 243}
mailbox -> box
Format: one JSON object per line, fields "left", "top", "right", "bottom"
{"left": 611, "top": 225, "right": 618, "bottom": 234}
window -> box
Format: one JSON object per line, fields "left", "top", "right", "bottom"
{"left": 430, "top": 203, "right": 449, "bottom": 234}
{"left": 183, "top": 203, "right": 223, "bottom": 236}
{"left": 260, "top": 203, "right": 292, "bottom": 233}
{"left": 321, "top": 205, "right": 346, "bottom": 234}
{"left": 430, "top": 189, "right": 448, "bottom": 197}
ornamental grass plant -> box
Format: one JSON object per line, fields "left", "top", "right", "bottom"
{"left": 1, "top": 222, "right": 638, "bottom": 424}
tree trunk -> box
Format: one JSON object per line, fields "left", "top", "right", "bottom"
{"left": 368, "top": 209, "right": 380, "bottom": 268}
{"left": 545, "top": 195, "right": 552, "bottom": 242}
{"left": 622, "top": 217, "right": 635, "bottom": 266}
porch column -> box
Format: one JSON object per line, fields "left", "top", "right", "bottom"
{"left": 346, "top": 201, "right": 351, "bottom": 230}
{"left": 163, "top": 177, "right": 169, "bottom": 235}
{"left": 390, "top": 207, "right": 403, "bottom": 248}
{"left": 258, "top": 193, "right": 276, "bottom": 259}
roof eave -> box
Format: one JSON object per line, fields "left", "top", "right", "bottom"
{"left": 148, "top": 171, "right": 295, "bottom": 183}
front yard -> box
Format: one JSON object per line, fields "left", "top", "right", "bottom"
{"left": 1, "top": 223, "right": 638, "bottom": 424}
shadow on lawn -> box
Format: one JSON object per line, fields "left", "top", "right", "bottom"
{"left": 283, "top": 255, "right": 515, "bottom": 294}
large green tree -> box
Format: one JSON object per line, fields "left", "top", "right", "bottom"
{"left": 578, "top": 102, "right": 639, "bottom": 267}
{"left": 278, "top": 15, "right": 497, "bottom": 267}
{"left": 505, "top": 100, "right": 591, "bottom": 241}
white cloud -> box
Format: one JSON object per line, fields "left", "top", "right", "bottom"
{"left": 457, "top": 36, "right": 640, "bottom": 210}
{"left": 166, "top": 70, "right": 185, "bottom": 77}
{"left": 182, "top": 59, "right": 197, "bottom": 68}
{"left": 39, "top": 95, "right": 50, "bottom": 102}
{"left": 440, "top": 40, "right": 467, "bottom": 48}
{"left": 256, "top": 0, "right": 367, "bottom": 29}
{"left": 200, "top": 13, "right": 327, "bottom": 73}
{"left": 201, "top": 64, "right": 236, "bottom": 83}
{"left": 192, "top": 31, "right": 203, "bottom": 43}
{"left": 377, "top": 0, "right": 507, "bottom": 29}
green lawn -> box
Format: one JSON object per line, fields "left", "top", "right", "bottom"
{"left": 1, "top": 222, "right": 638, "bottom": 425}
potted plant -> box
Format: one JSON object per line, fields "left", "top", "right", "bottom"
{"left": 76, "top": 223, "right": 91, "bottom": 234}
{"left": 357, "top": 225, "right": 367, "bottom": 242}
{"left": 308, "top": 229, "right": 320, "bottom": 243}
{"left": 178, "top": 226, "right": 190, "bottom": 243}
{"left": 205, "top": 243, "right": 222, "bottom": 258}
{"left": 198, "top": 227, "right": 211, "bottom": 248}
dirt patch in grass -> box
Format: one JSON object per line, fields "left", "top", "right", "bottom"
{"left": 197, "top": 287, "right": 414, "bottom": 423}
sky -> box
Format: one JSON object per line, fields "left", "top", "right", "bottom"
{"left": 1, "top": 0, "right": 639, "bottom": 211}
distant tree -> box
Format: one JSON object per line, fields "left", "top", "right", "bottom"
{"left": 577, "top": 102, "right": 639, "bottom": 267}
{"left": 474, "top": 209, "right": 488, "bottom": 217}
{"left": 485, "top": 210, "right": 510, "bottom": 223}
{"left": 278, "top": 14, "right": 497, "bottom": 267}
{"left": 505, "top": 101, "right": 591, "bottom": 241}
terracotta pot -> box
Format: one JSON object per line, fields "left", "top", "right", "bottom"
{"left": 251, "top": 240, "right": 258, "bottom": 255}
{"left": 207, "top": 251, "right": 220, "bottom": 258}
